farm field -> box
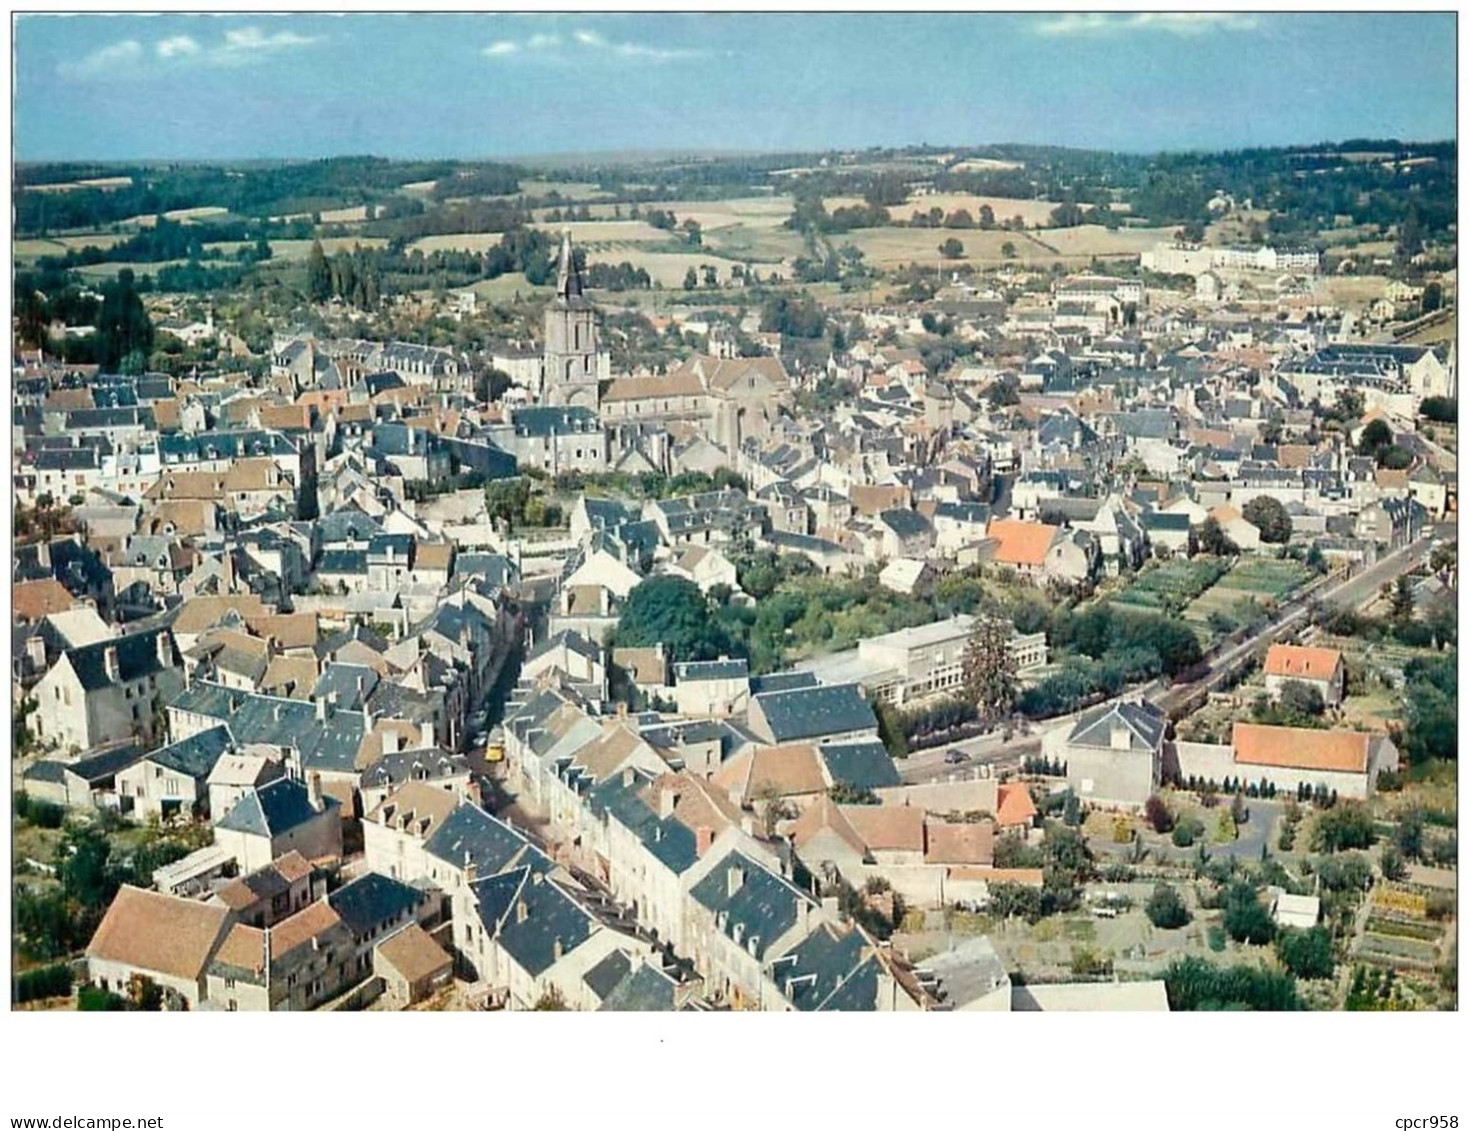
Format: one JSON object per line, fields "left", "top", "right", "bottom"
{"left": 75, "top": 259, "right": 189, "bottom": 280}
{"left": 407, "top": 232, "right": 507, "bottom": 254}
{"left": 319, "top": 204, "right": 369, "bottom": 224}
{"left": 518, "top": 179, "right": 615, "bottom": 202}
{"left": 465, "top": 273, "right": 553, "bottom": 302}
{"left": 586, "top": 245, "right": 749, "bottom": 287}
{"left": 828, "top": 192, "right": 1057, "bottom": 228}
{"left": 121, "top": 206, "right": 231, "bottom": 227}
{"left": 268, "top": 237, "right": 390, "bottom": 260}
{"left": 528, "top": 219, "right": 671, "bottom": 243}
{"left": 1034, "top": 224, "right": 1175, "bottom": 257}
{"left": 13, "top": 233, "right": 130, "bottom": 261}
{"left": 841, "top": 226, "right": 1034, "bottom": 268}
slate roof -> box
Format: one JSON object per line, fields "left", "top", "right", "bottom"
{"left": 147, "top": 724, "right": 234, "bottom": 780}
{"left": 481, "top": 868, "right": 596, "bottom": 978}
{"left": 1068, "top": 700, "right": 1167, "bottom": 752}
{"left": 818, "top": 739, "right": 901, "bottom": 790}
{"left": 773, "top": 922, "right": 879, "bottom": 1012}
{"left": 753, "top": 682, "right": 876, "bottom": 744}
{"left": 749, "top": 671, "right": 820, "bottom": 696}
{"left": 689, "top": 852, "right": 804, "bottom": 961}
{"left": 67, "top": 629, "right": 176, "bottom": 691}
{"left": 582, "top": 948, "right": 633, "bottom": 1002}
{"left": 673, "top": 658, "right": 750, "bottom": 683}
{"left": 598, "top": 961, "right": 679, "bottom": 1011}
{"left": 312, "top": 662, "right": 380, "bottom": 711}
{"left": 327, "top": 872, "right": 424, "bottom": 938}
{"left": 216, "top": 776, "right": 335, "bottom": 839}
{"left": 585, "top": 770, "right": 700, "bottom": 875}
{"left": 527, "top": 628, "right": 602, "bottom": 665}
{"left": 423, "top": 803, "right": 546, "bottom": 877}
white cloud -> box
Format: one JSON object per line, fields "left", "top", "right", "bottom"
{"left": 156, "top": 35, "right": 201, "bottom": 59}
{"left": 57, "top": 39, "right": 143, "bottom": 81}
{"left": 59, "top": 24, "right": 321, "bottom": 79}
{"left": 572, "top": 27, "right": 701, "bottom": 60}
{"left": 1034, "top": 12, "right": 1259, "bottom": 37}
{"left": 483, "top": 26, "right": 700, "bottom": 64}
{"left": 213, "top": 26, "right": 322, "bottom": 63}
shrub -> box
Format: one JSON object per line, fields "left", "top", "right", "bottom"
{"left": 1144, "top": 795, "right": 1174, "bottom": 834}
{"left": 1164, "top": 956, "right": 1302, "bottom": 1011}
{"left": 1172, "top": 815, "right": 1204, "bottom": 848}
{"left": 12, "top": 963, "right": 73, "bottom": 1004}
{"left": 1222, "top": 882, "right": 1276, "bottom": 945}
{"left": 1312, "top": 803, "right": 1376, "bottom": 852}
{"left": 1145, "top": 883, "right": 1191, "bottom": 929}
{"left": 1275, "top": 926, "right": 1336, "bottom": 980}
{"left": 77, "top": 986, "right": 127, "bottom": 1011}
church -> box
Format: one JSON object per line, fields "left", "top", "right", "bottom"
{"left": 542, "top": 231, "right": 610, "bottom": 409}
{"left": 508, "top": 231, "right": 793, "bottom": 476}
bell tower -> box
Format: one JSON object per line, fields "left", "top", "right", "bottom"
{"left": 543, "top": 231, "right": 600, "bottom": 409}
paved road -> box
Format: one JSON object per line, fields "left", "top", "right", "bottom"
{"left": 1151, "top": 532, "right": 1438, "bottom": 713}
{"left": 898, "top": 532, "right": 1442, "bottom": 783}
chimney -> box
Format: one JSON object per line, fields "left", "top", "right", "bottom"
{"left": 103, "top": 645, "right": 120, "bottom": 683}
{"left": 25, "top": 635, "right": 46, "bottom": 671}
{"left": 383, "top": 729, "right": 402, "bottom": 756}
{"left": 516, "top": 900, "right": 528, "bottom": 924}
{"left": 308, "top": 773, "right": 324, "bottom": 813}
{"left": 362, "top": 708, "right": 374, "bottom": 737}
{"left": 37, "top": 542, "right": 51, "bottom": 570}
{"left": 622, "top": 766, "right": 636, "bottom": 789}
{"left": 553, "top": 937, "right": 564, "bottom": 961}
{"left": 727, "top": 863, "right": 745, "bottom": 898}
{"left": 156, "top": 632, "right": 173, "bottom": 668}
{"left": 696, "top": 826, "right": 714, "bottom": 857}
{"left": 616, "top": 700, "right": 628, "bottom": 719}
{"left": 740, "top": 814, "right": 756, "bottom": 837}
{"left": 464, "top": 861, "right": 478, "bottom": 885}
{"left": 315, "top": 697, "right": 328, "bottom": 723}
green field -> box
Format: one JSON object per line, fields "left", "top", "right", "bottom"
{"left": 1214, "top": 558, "right": 1313, "bottom": 597}
{"left": 1165, "top": 557, "right": 1313, "bottom": 645}
{"left": 1114, "top": 558, "right": 1230, "bottom": 616}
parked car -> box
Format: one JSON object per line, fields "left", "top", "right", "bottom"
{"left": 944, "top": 748, "right": 970, "bottom": 765}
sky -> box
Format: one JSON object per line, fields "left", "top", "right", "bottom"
{"left": 11, "top": 12, "right": 1459, "bottom": 162}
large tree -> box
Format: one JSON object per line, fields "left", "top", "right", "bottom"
{"left": 1242, "top": 495, "right": 1292, "bottom": 544}
{"left": 95, "top": 268, "right": 154, "bottom": 373}
{"left": 1196, "top": 516, "right": 1238, "bottom": 557}
{"left": 961, "top": 617, "right": 1018, "bottom": 720}
{"left": 613, "top": 576, "right": 737, "bottom": 663}
{"left": 306, "top": 239, "right": 332, "bottom": 303}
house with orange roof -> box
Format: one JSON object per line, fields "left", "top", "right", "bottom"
{"left": 1263, "top": 644, "right": 1345, "bottom": 707}
{"left": 983, "top": 518, "right": 1061, "bottom": 578}
{"left": 86, "top": 885, "right": 232, "bottom": 1009}
{"left": 1229, "top": 721, "right": 1398, "bottom": 800}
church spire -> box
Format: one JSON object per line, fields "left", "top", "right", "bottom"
{"left": 556, "top": 229, "right": 583, "bottom": 300}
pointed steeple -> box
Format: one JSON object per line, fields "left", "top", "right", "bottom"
{"left": 556, "top": 229, "right": 583, "bottom": 300}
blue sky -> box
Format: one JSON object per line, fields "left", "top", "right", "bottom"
{"left": 13, "top": 12, "right": 1458, "bottom": 162}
